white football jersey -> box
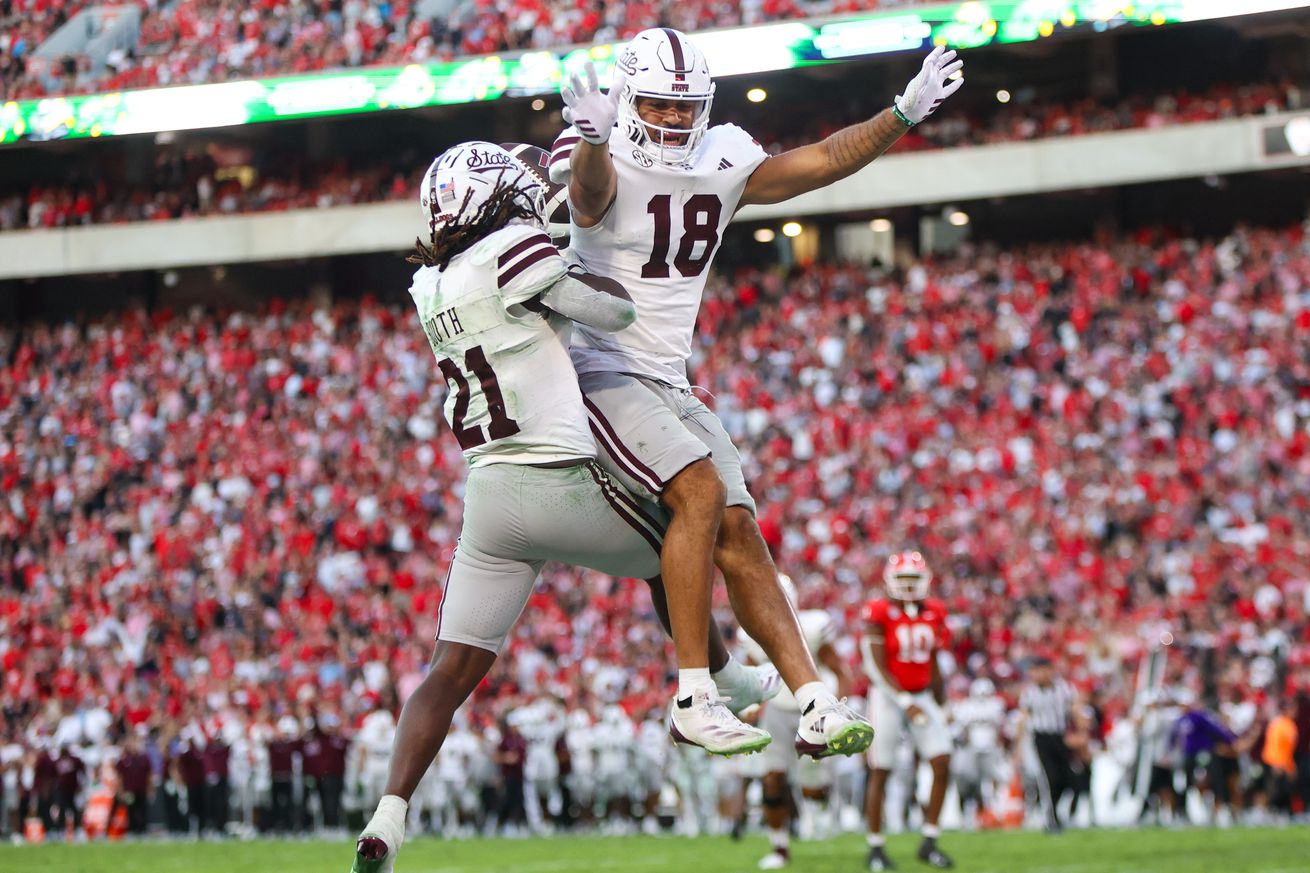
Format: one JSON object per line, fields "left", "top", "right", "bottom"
{"left": 409, "top": 223, "right": 595, "bottom": 467}
{"left": 551, "top": 124, "right": 768, "bottom": 388}
{"left": 438, "top": 728, "right": 480, "bottom": 781}
{"left": 952, "top": 694, "right": 1006, "bottom": 750}
{"left": 741, "top": 609, "right": 839, "bottom": 711}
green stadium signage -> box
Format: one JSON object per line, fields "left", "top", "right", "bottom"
{"left": 2, "top": 0, "right": 1304, "bottom": 144}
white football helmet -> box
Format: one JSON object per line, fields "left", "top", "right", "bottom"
{"left": 970, "top": 677, "right": 995, "bottom": 698}
{"left": 418, "top": 141, "right": 547, "bottom": 236}
{"left": 615, "top": 28, "right": 715, "bottom": 166}
{"left": 883, "top": 550, "right": 932, "bottom": 602}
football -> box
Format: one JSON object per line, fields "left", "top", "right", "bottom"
{"left": 501, "top": 142, "right": 571, "bottom": 246}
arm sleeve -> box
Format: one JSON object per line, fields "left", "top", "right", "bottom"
{"left": 537, "top": 271, "right": 635, "bottom": 332}
{"left": 548, "top": 127, "right": 581, "bottom": 185}
{"left": 494, "top": 226, "right": 569, "bottom": 309}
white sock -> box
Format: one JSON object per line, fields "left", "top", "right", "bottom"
{"left": 712, "top": 654, "right": 747, "bottom": 689}
{"left": 678, "top": 667, "right": 715, "bottom": 700}
{"left": 867, "top": 832, "right": 885, "bottom": 847}
{"left": 768, "top": 825, "right": 789, "bottom": 850}
{"left": 370, "top": 794, "right": 409, "bottom": 851}
{"left": 923, "top": 823, "right": 940, "bottom": 839}
{"left": 795, "top": 681, "right": 835, "bottom": 715}
{"left": 376, "top": 794, "right": 409, "bottom": 821}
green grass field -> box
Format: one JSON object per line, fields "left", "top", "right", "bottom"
{"left": 1, "top": 827, "right": 1306, "bottom": 873}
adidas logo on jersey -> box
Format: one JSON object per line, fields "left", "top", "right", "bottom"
{"left": 717, "top": 157, "right": 734, "bottom": 170}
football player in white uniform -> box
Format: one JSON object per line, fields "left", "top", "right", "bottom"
{"left": 741, "top": 577, "right": 852, "bottom": 869}
{"left": 552, "top": 30, "right": 962, "bottom": 758}
{"left": 353, "top": 141, "right": 764, "bottom": 873}
{"left": 511, "top": 697, "right": 566, "bottom": 834}
{"left": 355, "top": 710, "right": 397, "bottom": 819}
{"left": 951, "top": 678, "right": 1008, "bottom": 828}
{"left": 592, "top": 704, "right": 638, "bottom": 831}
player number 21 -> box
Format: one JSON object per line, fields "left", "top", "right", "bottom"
{"left": 895, "top": 624, "right": 935, "bottom": 664}
{"left": 641, "top": 193, "right": 723, "bottom": 279}
{"left": 438, "top": 345, "right": 521, "bottom": 450}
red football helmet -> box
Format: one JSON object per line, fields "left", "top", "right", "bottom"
{"left": 883, "top": 551, "right": 932, "bottom": 601}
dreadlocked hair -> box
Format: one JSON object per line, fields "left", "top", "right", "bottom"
{"left": 408, "top": 173, "right": 539, "bottom": 270}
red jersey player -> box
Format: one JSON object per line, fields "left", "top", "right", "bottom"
{"left": 860, "top": 551, "right": 954, "bottom": 870}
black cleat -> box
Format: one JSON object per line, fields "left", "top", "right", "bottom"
{"left": 867, "top": 846, "right": 897, "bottom": 872}
{"left": 917, "top": 838, "right": 954, "bottom": 869}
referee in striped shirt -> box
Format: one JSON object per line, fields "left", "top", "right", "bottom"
{"left": 1020, "top": 658, "right": 1077, "bottom": 833}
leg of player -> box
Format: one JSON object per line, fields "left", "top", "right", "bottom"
{"left": 916, "top": 754, "right": 955, "bottom": 868}
{"left": 759, "top": 770, "right": 792, "bottom": 869}
{"left": 662, "top": 461, "right": 771, "bottom": 755}
{"left": 714, "top": 507, "right": 873, "bottom": 757}
{"left": 352, "top": 641, "right": 495, "bottom": 873}
{"left": 644, "top": 574, "right": 782, "bottom": 714}
{"left": 865, "top": 768, "right": 895, "bottom": 872}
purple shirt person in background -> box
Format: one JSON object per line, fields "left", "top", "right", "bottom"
{"left": 1171, "top": 708, "right": 1236, "bottom": 760}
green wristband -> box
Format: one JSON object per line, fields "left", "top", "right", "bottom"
{"left": 892, "top": 103, "right": 916, "bottom": 128}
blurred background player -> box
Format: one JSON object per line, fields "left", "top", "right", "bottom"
{"left": 741, "top": 575, "right": 851, "bottom": 869}
{"left": 950, "top": 678, "right": 1008, "bottom": 829}
{"left": 355, "top": 709, "right": 397, "bottom": 823}
{"left": 552, "top": 32, "right": 962, "bottom": 759}
{"left": 860, "top": 552, "right": 954, "bottom": 870}
{"left": 511, "top": 695, "right": 566, "bottom": 835}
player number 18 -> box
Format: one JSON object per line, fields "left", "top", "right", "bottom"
{"left": 641, "top": 194, "right": 723, "bottom": 279}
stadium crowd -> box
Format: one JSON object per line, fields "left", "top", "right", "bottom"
{"left": 2, "top": 220, "right": 1310, "bottom": 838}
{"left": 1, "top": 76, "right": 1300, "bottom": 233}
{"left": 2, "top": 0, "right": 925, "bottom": 101}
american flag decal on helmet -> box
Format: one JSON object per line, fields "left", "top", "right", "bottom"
{"left": 438, "top": 179, "right": 457, "bottom": 206}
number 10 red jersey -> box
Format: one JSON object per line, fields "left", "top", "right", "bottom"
{"left": 863, "top": 598, "right": 950, "bottom": 694}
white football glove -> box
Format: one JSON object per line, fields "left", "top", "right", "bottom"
{"left": 894, "top": 45, "right": 964, "bottom": 126}
{"left": 561, "top": 61, "right": 619, "bottom": 145}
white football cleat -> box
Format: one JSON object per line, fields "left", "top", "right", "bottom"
{"left": 668, "top": 688, "right": 772, "bottom": 756}
{"left": 758, "top": 848, "right": 791, "bottom": 869}
{"left": 794, "top": 697, "right": 874, "bottom": 758}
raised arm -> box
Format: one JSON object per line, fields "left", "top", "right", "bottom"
{"left": 740, "top": 46, "right": 964, "bottom": 206}
{"left": 560, "top": 62, "right": 620, "bottom": 227}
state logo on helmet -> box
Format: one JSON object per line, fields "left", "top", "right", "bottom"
{"left": 883, "top": 550, "right": 932, "bottom": 602}
{"left": 615, "top": 28, "right": 715, "bottom": 166}
{"left": 419, "top": 141, "right": 547, "bottom": 235}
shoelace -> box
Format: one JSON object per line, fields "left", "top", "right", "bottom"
{"left": 810, "top": 697, "right": 860, "bottom": 721}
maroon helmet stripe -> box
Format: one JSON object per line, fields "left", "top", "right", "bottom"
{"left": 661, "top": 28, "right": 687, "bottom": 81}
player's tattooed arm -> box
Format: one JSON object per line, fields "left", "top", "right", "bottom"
{"left": 740, "top": 107, "right": 909, "bottom": 206}
{"left": 824, "top": 108, "right": 910, "bottom": 175}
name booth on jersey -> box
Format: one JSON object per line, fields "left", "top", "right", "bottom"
{"left": 422, "top": 305, "right": 466, "bottom": 352}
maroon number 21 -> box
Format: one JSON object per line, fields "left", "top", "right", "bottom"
{"left": 438, "top": 345, "right": 520, "bottom": 450}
